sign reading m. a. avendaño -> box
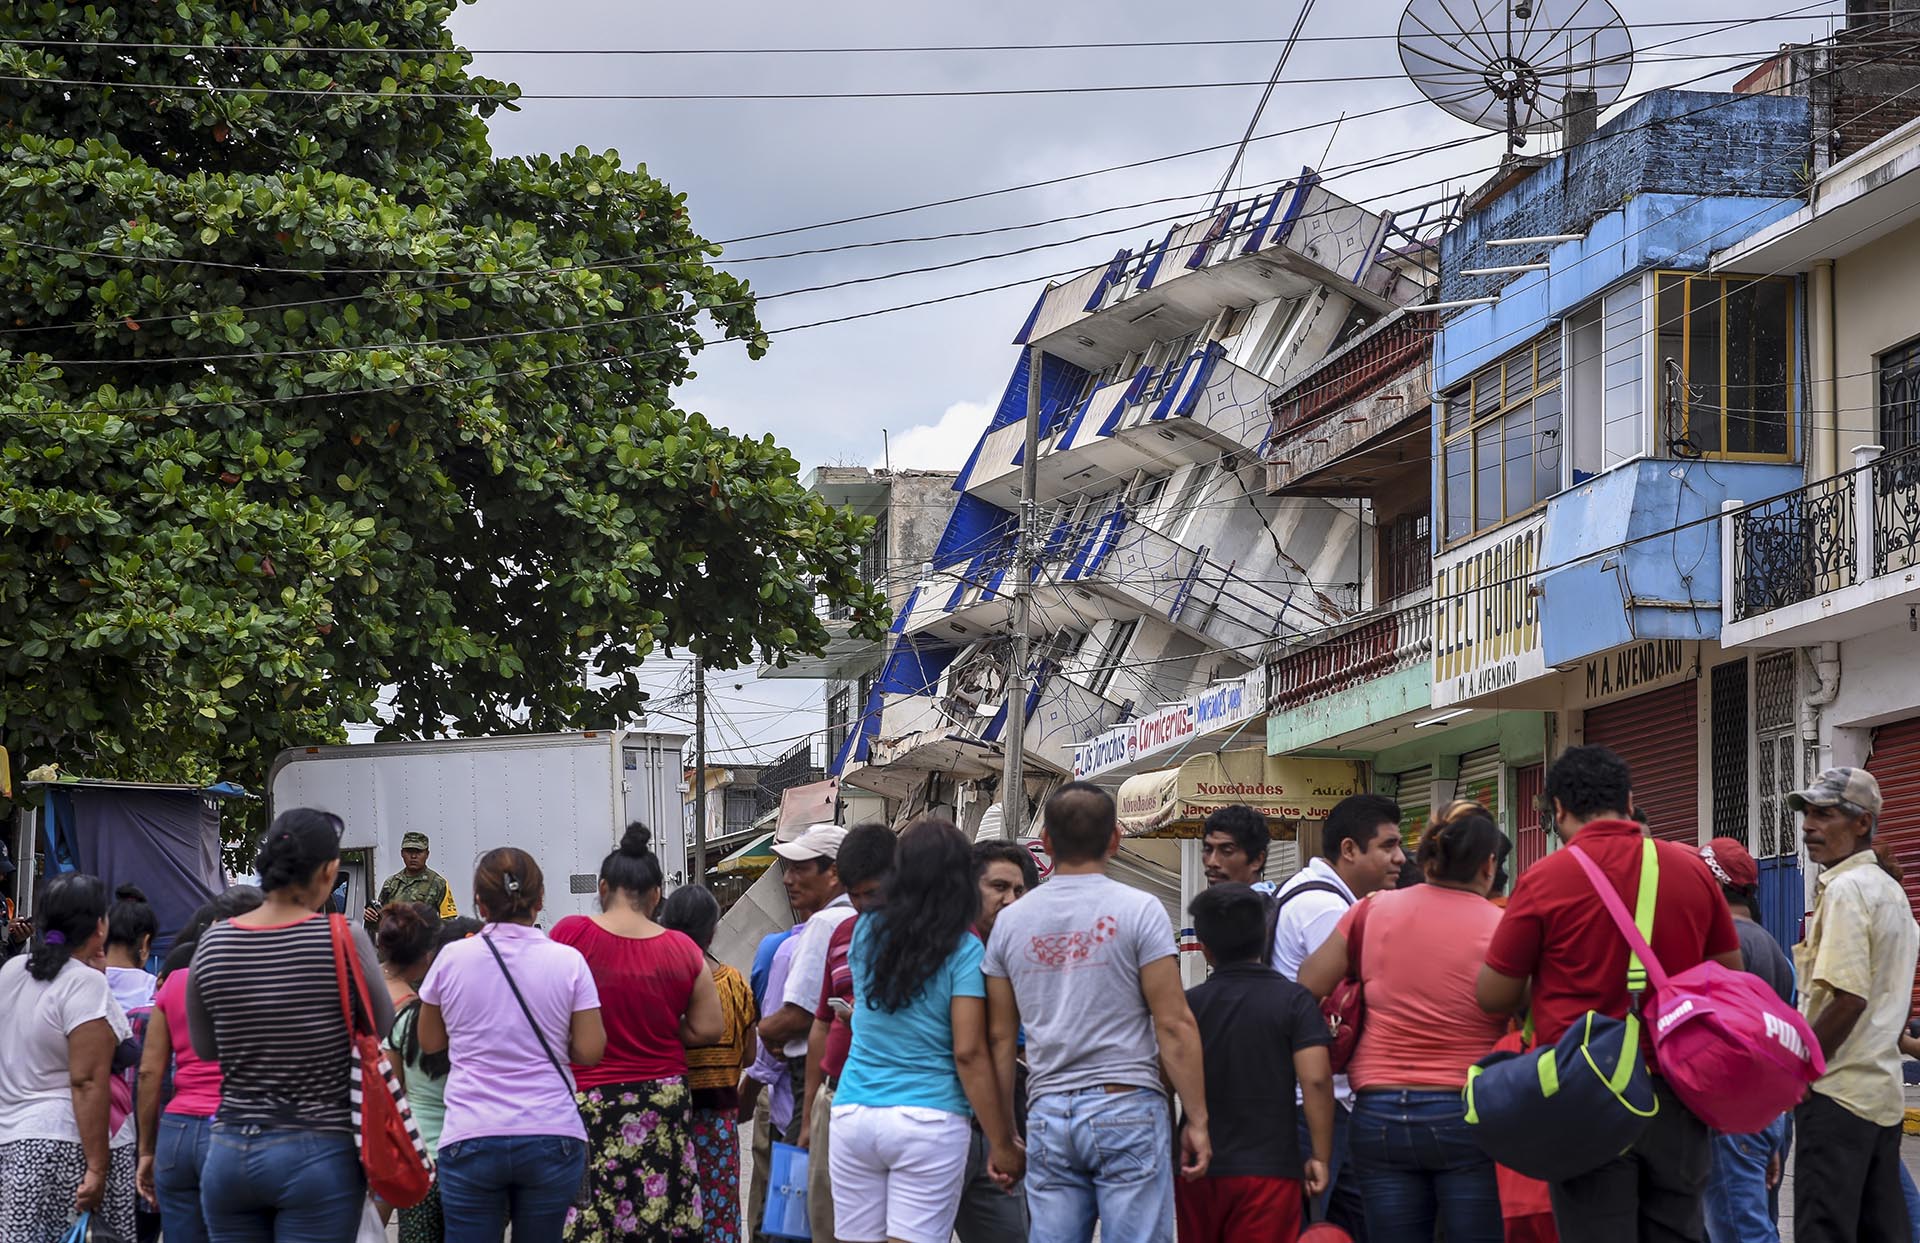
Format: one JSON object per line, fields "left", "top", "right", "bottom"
{"left": 1432, "top": 514, "right": 1547, "bottom": 708}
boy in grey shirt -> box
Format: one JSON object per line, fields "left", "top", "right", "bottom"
{"left": 984, "top": 782, "right": 1210, "bottom": 1243}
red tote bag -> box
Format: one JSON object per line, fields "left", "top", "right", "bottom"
{"left": 330, "top": 913, "right": 435, "bottom": 1209}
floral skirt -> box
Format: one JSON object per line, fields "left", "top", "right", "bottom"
{"left": 0, "top": 1139, "right": 137, "bottom": 1243}
{"left": 564, "top": 1077, "right": 702, "bottom": 1242}
{"left": 690, "top": 1107, "right": 742, "bottom": 1243}
{"left": 398, "top": 1179, "right": 443, "bottom": 1243}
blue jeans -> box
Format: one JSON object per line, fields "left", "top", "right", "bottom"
{"left": 1348, "top": 1090, "right": 1501, "bottom": 1243}
{"left": 439, "top": 1134, "right": 587, "bottom": 1243}
{"left": 1025, "top": 1089, "right": 1173, "bottom": 1243}
{"left": 1904, "top": 1160, "right": 1920, "bottom": 1243}
{"left": 1704, "top": 1113, "right": 1791, "bottom": 1243}
{"left": 200, "top": 1124, "right": 363, "bottom": 1243}
{"left": 154, "top": 1114, "right": 213, "bottom": 1243}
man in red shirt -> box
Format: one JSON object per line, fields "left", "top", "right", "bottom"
{"left": 1477, "top": 745, "right": 1741, "bottom": 1243}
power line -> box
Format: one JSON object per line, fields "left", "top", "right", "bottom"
{"left": 0, "top": 12, "right": 1860, "bottom": 57}
{"left": 10, "top": 32, "right": 1886, "bottom": 371}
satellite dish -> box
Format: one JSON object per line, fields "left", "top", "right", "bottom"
{"left": 1398, "top": 0, "right": 1633, "bottom": 150}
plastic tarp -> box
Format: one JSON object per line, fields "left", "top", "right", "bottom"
{"left": 66, "top": 787, "right": 224, "bottom": 958}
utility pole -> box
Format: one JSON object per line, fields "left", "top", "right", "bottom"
{"left": 1001, "top": 345, "right": 1042, "bottom": 841}
{"left": 692, "top": 655, "right": 709, "bottom": 883}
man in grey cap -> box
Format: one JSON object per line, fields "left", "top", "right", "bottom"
{"left": 365, "top": 830, "right": 457, "bottom": 931}
{"left": 1791, "top": 767, "right": 1919, "bottom": 1243}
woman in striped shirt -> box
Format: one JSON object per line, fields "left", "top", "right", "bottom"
{"left": 188, "top": 808, "right": 392, "bottom": 1242}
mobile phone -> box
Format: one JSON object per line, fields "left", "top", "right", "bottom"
{"left": 829, "top": 997, "right": 854, "bottom": 1020}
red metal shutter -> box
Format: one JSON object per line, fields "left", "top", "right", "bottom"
{"left": 1514, "top": 763, "right": 1548, "bottom": 875}
{"left": 1866, "top": 717, "right": 1920, "bottom": 1016}
{"left": 1582, "top": 680, "right": 1699, "bottom": 844}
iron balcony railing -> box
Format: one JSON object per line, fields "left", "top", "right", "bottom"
{"left": 1728, "top": 443, "right": 1920, "bottom": 621}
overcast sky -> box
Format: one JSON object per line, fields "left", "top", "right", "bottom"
{"left": 442, "top": 0, "right": 1848, "bottom": 758}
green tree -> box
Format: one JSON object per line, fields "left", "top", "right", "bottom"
{"left": 0, "top": 1, "right": 889, "bottom": 806}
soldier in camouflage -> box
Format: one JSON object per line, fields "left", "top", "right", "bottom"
{"left": 364, "top": 830, "right": 457, "bottom": 931}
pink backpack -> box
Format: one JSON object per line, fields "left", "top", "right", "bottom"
{"left": 1571, "top": 842, "right": 1824, "bottom": 1135}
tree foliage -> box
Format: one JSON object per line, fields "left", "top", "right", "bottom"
{"left": 0, "top": 0, "right": 889, "bottom": 800}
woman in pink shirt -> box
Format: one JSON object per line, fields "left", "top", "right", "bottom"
{"left": 134, "top": 885, "right": 264, "bottom": 1243}
{"left": 1299, "top": 801, "right": 1511, "bottom": 1243}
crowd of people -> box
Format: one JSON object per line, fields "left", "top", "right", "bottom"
{"left": 0, "top": 740, "right": 1915, "bottom": 1243}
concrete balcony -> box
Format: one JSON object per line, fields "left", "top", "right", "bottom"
{"left": 1078, "top": 517, "right": 1319, "bottom": 653}
{"left": 1018, "top": 175, "right": 1422, "bottom": 373}
{"left": 966, "top": 345, "right": 1280, "bottom": 511}
{"left": 1263, "top": 593, "right": 1438, "bottom": 754}
{"left": 1722, "top": 445, "right": 1920, "bottom": 648}
{"left": 1024, "top": 673, "right": 1131, "bottom": 776}
{"left": 1267, "top": 312, "right": 1434, "bottom": 498}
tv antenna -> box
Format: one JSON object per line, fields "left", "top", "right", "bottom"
{"left": 1398, "top": 0, "right": 1633, "bottom": 152}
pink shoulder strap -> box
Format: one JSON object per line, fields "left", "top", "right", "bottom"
{"left": 1568, "top": 844, "right": 1672, "bottom": 993}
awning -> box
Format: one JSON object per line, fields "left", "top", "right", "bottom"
{"left": 778, "top": 779, "right": 839, "bottom": 834}
{"left": 716, "top": 832, "right": 777, "bottom": 876}
{"left": 1117, "top": 750, "right": 1367, "bottom": 838}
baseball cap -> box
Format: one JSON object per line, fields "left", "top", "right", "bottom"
{"left": 1788, "top": 768, "right": 1884, "bottom": 818}
{"left": 772, "top": 824, "right": 847, "bottom": 863}
{"left": 1698, "top": 837, "right": 1758, "bottom": 889}
{"left": 401, "top": 831, "right": 430, "bottom": 850}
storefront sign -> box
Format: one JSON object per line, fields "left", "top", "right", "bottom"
{"left": 1117, "top": 751, "right": 1366, "bottom": 836}
{"left": 1072, "top": 671, "right": 1263, "bottom": 780}
{"left": 1573, "top": 639, "right": 1696, "bottom": 709}
{"left": 1433, "top": 515, "right": 1547, "bottom": 708}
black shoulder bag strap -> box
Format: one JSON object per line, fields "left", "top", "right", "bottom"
{"left": 481, "top": 933, "right": 577, "bottom": 1095}
{"left": 1260, "top": 880, "right": 1352, "bottom": 968}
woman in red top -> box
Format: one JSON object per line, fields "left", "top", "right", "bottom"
{"left": 551, "top": 824, "right": 723, "bottom": 1241}
{"left": 1300, "top": 801, "right": 1511, "bottom": 1243}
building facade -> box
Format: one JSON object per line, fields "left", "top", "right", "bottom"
{"left": 1715, "top": 110, "right": 1920, "bottom": 975}
{"left": 827, "top": 170, "right": 1431, "bottom": 933}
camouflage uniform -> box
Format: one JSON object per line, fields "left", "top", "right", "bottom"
{"left": 376, "top": 868, "right": 457, "bottom": 921}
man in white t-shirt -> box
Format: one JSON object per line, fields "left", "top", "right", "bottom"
{"left": 758, "top": 824, "right": 854, "bottom": 1144}
{"left": 1267, "top": 793, "right": 1404, "bottom": 1242}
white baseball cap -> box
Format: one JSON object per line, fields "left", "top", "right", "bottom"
{"left": 772, "top": 824, "right": 847, "bottom": 863}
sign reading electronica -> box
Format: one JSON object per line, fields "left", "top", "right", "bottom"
{"left": 1432, "top": 514, "right": 1547, "bottom": 708}
{"left": 1072, "top": 672, "right": 1260, "bottom": 780}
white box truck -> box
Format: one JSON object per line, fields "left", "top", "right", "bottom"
{"left": 267, "top": 730, "right": 685, "bottom": 924}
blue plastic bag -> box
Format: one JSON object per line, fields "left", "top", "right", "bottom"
{"left": 63, "top": 1212, "right": 125, "bottom": 1243}
{"left": 760, "top": 1140, "right": 811, "bottom": 1241}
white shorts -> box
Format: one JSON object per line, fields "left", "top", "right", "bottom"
{"left": 827, "top": 1102, "right": 971, "bottom": 1243}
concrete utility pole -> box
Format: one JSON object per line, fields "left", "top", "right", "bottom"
{"left": 1001, "top": 345, "right": 1042, "bottom": 841}
{"left": 692, "top": 655, "right": 709, "bottom": 882}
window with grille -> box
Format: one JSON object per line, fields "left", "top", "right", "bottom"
{"left": 1754, "top": 651, "right": 1800, "bottom": 858}
{"left": 826, "top": 688, "right": 852, "bottom": 765}
{"left": 1380, "top": 512, "right": 1432, "bottom": 602}
{"left": 1440, "top": 333, "right": 1563, "bottom": 544}
{"left": 1879, "top": 336, "right": 1920, "bottom": 456}
{"left": 1710, "top": 660, "right": 1750, "bottom": 846}
{"left": 1653, "top": 272, "right": 1796, "bottom": 460}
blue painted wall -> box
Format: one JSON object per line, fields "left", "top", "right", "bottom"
{"left": 1434, "top": 193, "right": 1805, "bottom": 391}
{"left": 1536, "top": 460, "right": 1804, "bottom": 665}
{"left": 1438, "top": 89, "right": 1811, "bottom": 308}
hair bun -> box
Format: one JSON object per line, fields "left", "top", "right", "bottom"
{"left": 620, "top": 823, "right": 653, "bottom": 856}
{"left": 115, "top": 883, "right": 148, "bottom": 902}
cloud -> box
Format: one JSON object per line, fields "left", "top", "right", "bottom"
{"left": 879, "top": 400, "right": 992, "bottom": 471}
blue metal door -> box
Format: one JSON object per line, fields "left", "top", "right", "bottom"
{"left": 1756, "top": 855, "right": 1804, "bottom": 954}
